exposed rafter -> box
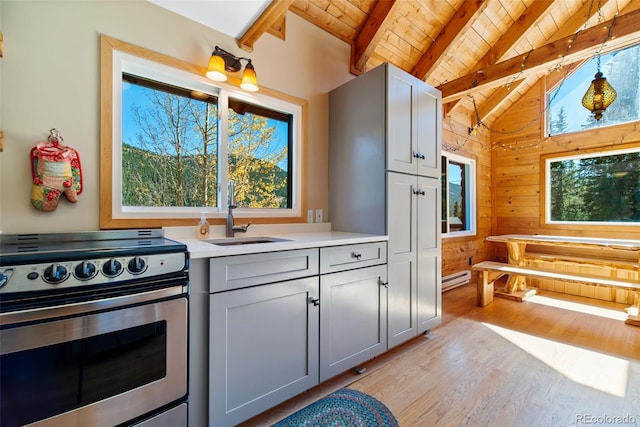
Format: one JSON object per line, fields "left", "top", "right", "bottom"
{"left": 438, "top": 8, "right": 640, "bottom": 103}
{"left": 471, "top": 79, "right": 526, "bottom": 125}
{"left": 238, "top": 0, "right": 294, "bottom": 52}
{"left": 481, "top": 1, "right": 554, "bottom": 71}
{"left": 446, "top": 0, "right": 554, "bottom": 117}
{"left": 466, "top": 0, "right": 615, "bottom": 124}
{"left": 238, "top": 0, "right": 638, "bottom": 127}
{"left": 411, "top": 0, "right": 487, "bottom": 80}
{"left": 472, "top": 0, "right": 609, "bottom": 122}
{"left": 351, "top": 0, "right": 400, "bottom": 75}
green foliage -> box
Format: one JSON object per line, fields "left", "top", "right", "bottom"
{"left": 550, "top": 151, "right": 640, "bottom": 222}
{"left": 228, "top": 106, "right": 289, "bottom": 208}
{"left": 122, "top": 85, "right": 289, "bottom": 208}
{"left": 550, "top": 106, "right": 568, "bottom": 135}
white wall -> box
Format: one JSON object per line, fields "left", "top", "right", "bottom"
{"left": 0, "top": 0, "right": 352, "bottom": 233}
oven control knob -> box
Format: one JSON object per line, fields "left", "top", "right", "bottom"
{"left": 44, "top": 264, "right": 69, "bottom": 284}
{"left": 75, "top": 261, "right": 97, "bottom": 280}
{"left": 0, "top": 271, "right": 9, "bottom": 288}
{"left": 102, "top": 258, "right": 123, "bottom": 277}
{"left": 127, "top": 256, "right": 146, "bottom": 274}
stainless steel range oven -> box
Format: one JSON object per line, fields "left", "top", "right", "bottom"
{"left": 0, "top": 229, "right": 189, "bottom": 427}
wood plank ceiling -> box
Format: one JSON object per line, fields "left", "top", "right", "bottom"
{"left": 238, "top": 0, "right": 640, "bottom": 128}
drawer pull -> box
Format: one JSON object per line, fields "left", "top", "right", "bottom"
{"left": 351, "top": 252, "right": 362, "bottom": 260}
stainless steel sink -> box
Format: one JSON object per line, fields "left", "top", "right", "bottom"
{"left": 204, "top": 236, "right": 291, "bottom": 246}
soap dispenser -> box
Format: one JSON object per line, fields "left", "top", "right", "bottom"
{"left": 197, "top": 213, "right": 210, "bottom": 239}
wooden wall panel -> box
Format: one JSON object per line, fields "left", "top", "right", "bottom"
{"left": 485, "top": 78, "right": 640, "bottom": 298}
{"left": 441, "top": 109, "right": 493, "bottom": 279}
{"left": 492, "top": 79, "right": 640, "bottom": 239}
{"left": 443, "top": 76, "right": 639, "bottom": 290}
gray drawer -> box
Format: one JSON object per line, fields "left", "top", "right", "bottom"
{"left": 320, "top": 241, "right": 387, "bottom": 274}
{"left": 210, "top": 248, "right": 319, "bottom": 292}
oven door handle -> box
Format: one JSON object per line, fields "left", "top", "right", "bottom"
{"left": 0, "top": 285, "right": 186, "bottom": 326}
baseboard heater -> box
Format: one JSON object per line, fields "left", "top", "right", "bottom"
{"left": 442, "top": 270, "right": 471, "bottom": 291}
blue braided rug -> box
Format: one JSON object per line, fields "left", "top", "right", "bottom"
{"left": 273, "top": 388, "right": 399, "bottom": 427}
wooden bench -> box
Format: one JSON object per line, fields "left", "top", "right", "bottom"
{"left": 472, "top": 260, "right": 640, "bottom": 326}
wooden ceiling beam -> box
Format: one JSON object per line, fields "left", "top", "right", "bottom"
{"left": 445, "top": 0, "right": 553, "bottom": 116}
{"left": 550, "top": 0, "right": 612, "bottom": 41}
{"left": 472, "top": 78, "right": 527, "bottom": 124}
{"left": 438, "top": 8, "right": 640, "bottom": 103}
{"left": 351, "top": 0, "right": 401, "bottom": 75}
{"left": 238, "top": 0, "right": 294, "bottom": 52}
{"left": 478, "top": 0, "right": 554, "bottom": 71}
{"left": 468, "top": 0, "right": 616, "bottom": 124}
{"left": 411, "top": 0, "right": 488, "bottom": 80}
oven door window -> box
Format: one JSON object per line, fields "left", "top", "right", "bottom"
{"left": 0, "top": 295, "right": 187, "bottom": 427}
{"left": 1, "top": 322, "right": 166, "bottom": 426}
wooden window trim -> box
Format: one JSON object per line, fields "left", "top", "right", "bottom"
{"left": 539, "top": 138, "right": 640, "bottom": 233}
{"left": 99, "top": 35, "right": 308, "bottom": 229}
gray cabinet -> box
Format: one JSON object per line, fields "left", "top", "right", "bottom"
{"left": 320, "top": 241, "right": 386, "bottom": 274}
{"left": 209, "top": 248, "right": 319, "bottom": 292}
{"left": 329, "top": 62, "right": 442, "bottom": 349}
{"left": 387, "top": 64, "right": 440, "bottom": 178}
{"left": 319, "top": 244, "right": 387, "bottom": 381}
{"left": 209, "top": 252, "right": 320, "bottom": 426}
{"left": 205, "top": 241, "right": 388, "bottom": 426}
{"left": 386, "top": 173, "right": 441, "bottom": 346}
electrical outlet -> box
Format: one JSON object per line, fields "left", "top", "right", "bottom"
{"left": 315, "top": 209, "right": 323, "bottom": 223}
{"left": 307, "top": 210, "right": 314, "bottom": 223}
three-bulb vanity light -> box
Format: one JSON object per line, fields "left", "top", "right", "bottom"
{"left": 206, "top": 46, "right": 259, "bottom": 92}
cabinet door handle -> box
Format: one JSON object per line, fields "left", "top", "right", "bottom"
{"left": 380, "top": 280, "right": 388, "bottom": 288}
{"left": 413, "top": 189, "right": 425, "bottom": 196}
{"left": 309, "top": 297, "right": 320, "bottom": 306}
{"left": 413, "top": 152, "right": 426, "bottom": 160}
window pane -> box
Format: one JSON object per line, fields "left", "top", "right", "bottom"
{"left": 549, "top": 149, "right": 640, "bottom": 222}
{"left": 442, "top": 154, "right": 475, "bottom": 235}
{"left": 228, "top": 98, "right": 292, "bottom": 208}
{"left": 121, "top": 74, "right": 218, "bottom": 208}
{"left": 441, "top": 156, "right": 448, "bottom": 233}
{"left": 548, "top": 44, "right": 640, "bottom": 135}
{"left": 1, "top": 321, "right": 166, "bottom": 426}
{"left": 448, "top": 161, "right": 467, "bottom": 232}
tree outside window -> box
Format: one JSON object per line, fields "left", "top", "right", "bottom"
{"left": 442, "top": 153, "right": 476, "bottom": 236}
{"left": 121, "top": 74, "right": 292, "bottom": 210}
{"left": 547, "top": 147, "right": 640, "bottom": 223}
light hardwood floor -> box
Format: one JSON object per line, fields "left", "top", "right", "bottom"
{"left": 241, "top": 283, "right": 640, "bottom": 427}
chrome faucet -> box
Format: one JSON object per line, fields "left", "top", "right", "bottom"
{"left": 226, "top": 181, "right": 251, "bottom": 237}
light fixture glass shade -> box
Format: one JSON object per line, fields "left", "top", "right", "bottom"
{"left": 581, "top": 71, "right": 617, "bottom": 121}
{"left": 206, "top": 54, "right": 227, "bottom": 82}
{"left": 240, "top": 62, "right": 259, "bottom": 92}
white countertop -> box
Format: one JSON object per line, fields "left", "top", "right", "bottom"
{"left": 164, "top": 224, "right": 388, "bottom": 259}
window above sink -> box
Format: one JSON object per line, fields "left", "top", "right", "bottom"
{"left": 99, "top": 35, "right": 308, "bottom": 229}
